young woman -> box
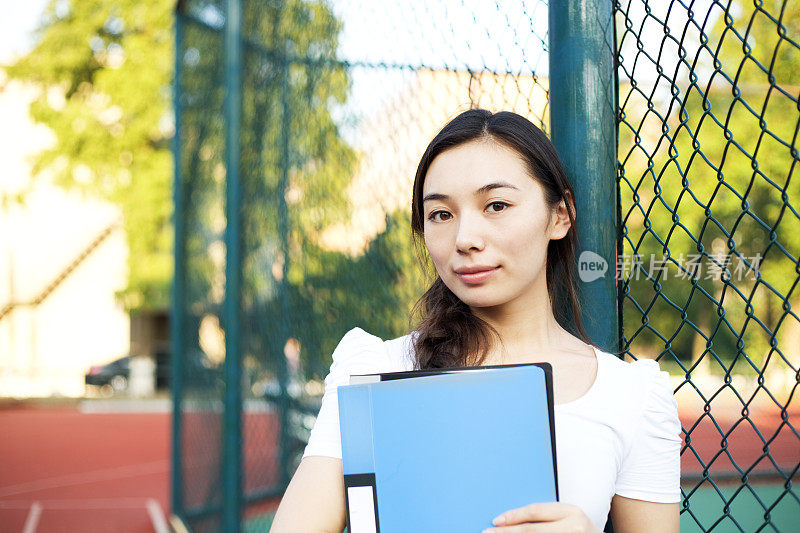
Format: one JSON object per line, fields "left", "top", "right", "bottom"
{"left": 270, "top": 109, "right": 681, "bottom": 533}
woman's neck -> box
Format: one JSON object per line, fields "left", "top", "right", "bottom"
{"left": 471, "top": 299, "right": 578, "bottom": 364}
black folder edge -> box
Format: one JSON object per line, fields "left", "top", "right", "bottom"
{"left": 342, "top": 362, "right": 559, "bottom": 533}
{"left": 342, "top": 473, "right": 380, "bottom": 533}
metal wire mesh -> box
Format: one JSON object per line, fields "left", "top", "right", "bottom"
{"left": 615, "top": 0, "right": 799, "bottom": 530}
{"left": 174, "top": 0, "right": 550, "bottom": 529}
{"left": 173, "top": 0, "right": 798, "bottom": 530}
{"left": 174, "top": 4, "right": 226, "bottom": 529}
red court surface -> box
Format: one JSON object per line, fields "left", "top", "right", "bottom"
{"left": 0, "top": 405, "right": 170, "bottom": 533}
{"left": 678, "top": 400, "right": 799, "bottom": 481}
{"left": 1, "top": 399, "right": 796, "bottom": 532}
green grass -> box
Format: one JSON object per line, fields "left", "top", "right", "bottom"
{"left": 681, "top": 482, "right": 799, "bottom": 532}
{"left": 243, "top": 513, "right": 273, "bottom": 532}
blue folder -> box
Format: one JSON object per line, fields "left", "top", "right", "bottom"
{"left": 338, "top": 364, "right": 558, "bottom": 533}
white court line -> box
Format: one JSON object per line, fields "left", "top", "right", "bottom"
{"left": 78, "top": 399, "right": 171, "bottom": 414}
{"left": 0, "top": 460, "right": 168, "bottom": 498}
{"left": 169, "top": 514, "right": 191, "bottom": 533}
{"left": 146, "top": 498, "right": 170, "bottom": 533}
{"left": 22, "top": 501, "right": 42, "bottom": 533}
{"left": 0, "top": 498, "right": 151, "bottom": 509}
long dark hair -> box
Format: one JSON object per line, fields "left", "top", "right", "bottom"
{"left": 409, "top": 109, "right": 597, "bottom": 369}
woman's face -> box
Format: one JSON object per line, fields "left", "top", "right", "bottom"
{"left": 422, "top": 139, "right": 570, "bottom": 311}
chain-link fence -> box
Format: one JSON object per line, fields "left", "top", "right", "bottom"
{"left": 172, "top": 1, "right": 551, "bottom": 530}
{"left": 171, "top": 0, "right": 798, "bottom": 531}
{"left": 616, "top": 0, "right": 799, "bottom": 530}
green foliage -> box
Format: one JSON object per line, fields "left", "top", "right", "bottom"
{"left": 8, "top": 0, "right": 174, "bottom": 310}
{"left": 619, "top": 1, "right": 799, "bottom": 371}
{"left": 176, "top": 0, "right": 428, "bottom": 380}
{"left": 288, "top": 210, "right": 429, "bottom": 378}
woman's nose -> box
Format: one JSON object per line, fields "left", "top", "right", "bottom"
{"left": 454, "top": 215, "right": 486, "bottom": 253}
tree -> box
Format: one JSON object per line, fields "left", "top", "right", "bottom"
{"left": 618, "top": 0, "right": 799, "bottom": 373}
{"left": 9, "top": 0, "right": 427, "bottom": 376}
{"left": 8, "top": 0, "right": 174, "bottom": 310}
{"left": 174, "top": 0, "right": 428, "bottom": 381}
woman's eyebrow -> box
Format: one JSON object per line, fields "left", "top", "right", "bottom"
{"left": 422, "top": 181, "right": 519, "bottom": 202}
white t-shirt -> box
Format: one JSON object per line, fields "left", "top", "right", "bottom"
{"left": 302, "top": 327, "right": 682, "bottom": 530}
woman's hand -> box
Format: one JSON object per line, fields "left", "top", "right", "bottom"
{"left": 482, "top": 502, "right": 601, "bottom": 533}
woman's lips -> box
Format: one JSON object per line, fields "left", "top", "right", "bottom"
{"left": 456, "top": 266, "right": 500, "bottom": 285}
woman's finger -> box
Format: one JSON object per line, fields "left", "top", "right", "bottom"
{"left": 483, "top": 521, "right": 571, "bottom": 533}
{"left": 493, "top": 502, "right": 573, "bottom": 525}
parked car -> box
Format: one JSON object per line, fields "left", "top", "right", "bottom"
{"left": 85, "top": 355, "right": 131, "bottom": 394}
{"left": 251, "top": 376, "right": 303, "bottom": 399}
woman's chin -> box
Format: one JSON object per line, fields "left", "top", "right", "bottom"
{"left": 456, "top": 293, "right": 507, "bottom": 310}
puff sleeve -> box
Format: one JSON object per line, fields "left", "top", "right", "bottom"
{"left": 615, "top": 360, "right": 682, "bottom": 503}
{"left": 301, "top": 327, "right": 392, "bottom": 460}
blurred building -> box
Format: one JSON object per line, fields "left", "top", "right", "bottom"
{"left": 320, "top": 69, "right": 550, "bottom": 255}
{"left": 0, "top": 65, "right": 130, "bottom": 397}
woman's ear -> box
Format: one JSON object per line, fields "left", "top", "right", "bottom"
{"left": 549, "top": 191, "right": 574, "bottom": 240}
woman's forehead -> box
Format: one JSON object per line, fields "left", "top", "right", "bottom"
{"left": 423, "top": 140, "right": 537, "bottom": 195}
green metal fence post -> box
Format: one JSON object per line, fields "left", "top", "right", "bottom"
{"left": 548, "top": 0, "right": 619, "bottom": 353}
{"left": 276, "top": 52, "right": 293, "bottom": 490}
{"left": 170, "top": 1, "right": 185, "bottom": 522}
{"left": 223, "top": 0, "right": 244, "bottom": 531}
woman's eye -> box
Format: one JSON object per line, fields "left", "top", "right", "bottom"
{"left": 487, "top": 201, "right": 509, "bottom": 213}
{"left": 428, "top": 210, "right": 451, "bottom": 222}
{"left": 427, "top": 204, "right": 508, "bottom": 221}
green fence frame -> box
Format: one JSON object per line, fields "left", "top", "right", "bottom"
{"left": 549, "top": 0, "right": 619, "bottom": 353}
{"left": 171, "top": 0, "right": 799, "bottom": 531}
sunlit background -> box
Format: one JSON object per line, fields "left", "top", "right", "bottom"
{"left": 0, "top": 1, "right": 798, "bottom": 532}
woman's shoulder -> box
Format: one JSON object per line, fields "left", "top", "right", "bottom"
{"left": 594, "top": 348, "right": 677, "bottom": 418}
{"left": 328, "top": 327, "right": 415, "bottom": 376}
{"left": 600, "top": 352, "right": 682, "bottom": 502}
{"left": 597, "top": 348, "right": 668, "bottom": 383}
{"left": 382, "top": 329, "right": 417, "bottom": 366}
